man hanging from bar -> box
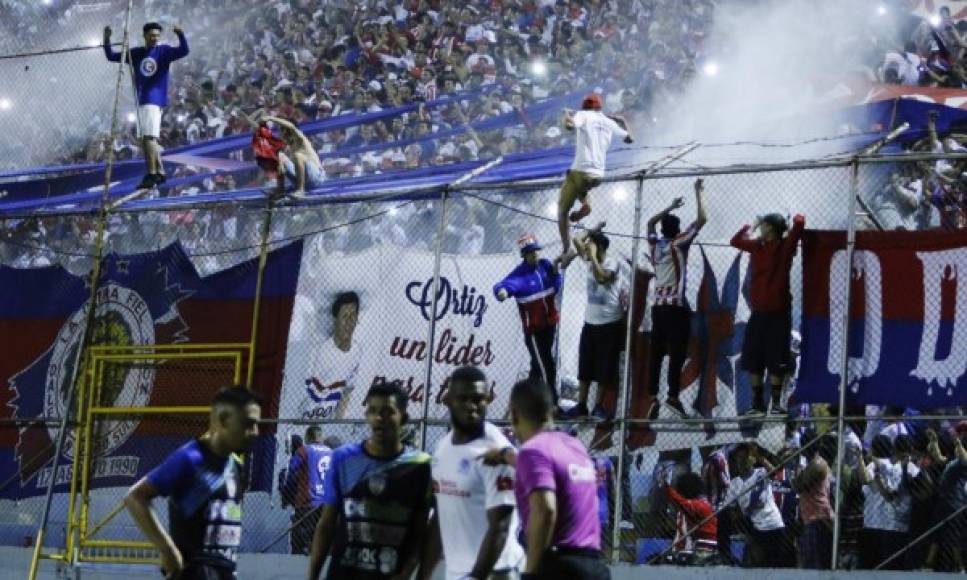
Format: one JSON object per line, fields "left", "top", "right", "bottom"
{"left": 556, "top": 93, "right": 634, "bottom": 259}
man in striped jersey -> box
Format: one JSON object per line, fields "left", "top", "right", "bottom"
{"left": 645, "top": 179, "right": 707, "bottom": 418}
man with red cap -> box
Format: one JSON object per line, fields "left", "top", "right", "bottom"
{"left": 557, "top": 93, "right": 634, "bottom": 259}
{"left": 494, "top": 235, "right": 564, "bottom": 406}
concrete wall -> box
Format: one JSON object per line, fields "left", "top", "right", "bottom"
{"left": 2, "top": 548, "right": 963, "bottom": 580}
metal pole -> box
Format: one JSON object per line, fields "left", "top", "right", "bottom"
{"left": 831, "top": 159, "right": 860, "bottom": 570}
{"left": 419, "top": 188, "right": 450, "bottom": 450}
{"left": 611, "top": 176, "right": 644, "bottom": 563}
{"left": 246, "top": 200, "right": 275, "bottom": 387}
{"left": 828, "top": 124, "right": 908, "bottom": 569}
{"left": 417, "top": 157, "right": 503, "bottom": 449}
{"left": 28, "top": 2, "right": 135, "bottom": 578}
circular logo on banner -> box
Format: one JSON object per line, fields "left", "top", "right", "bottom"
{"left": 368, "top": 471, "right": 387, "bottom": 496}
{"left": 140, "top": 57, "right": 158, "bottom": 77}
{"left": 45, "top": 284, "right": 156, "bottom": 460}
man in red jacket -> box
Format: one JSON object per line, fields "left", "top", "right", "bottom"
{"left": 730, "top": 213, "right": 805, "bottom": 416}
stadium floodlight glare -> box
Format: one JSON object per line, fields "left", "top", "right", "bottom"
{"left": 703, "top": 61, "right": 719, "bottom": 77}
{"left": 42, "top": 0, "right": 52, "bottom": 5}
{"left": 877, "top": 5, "right": 887, "bottom": 16}
{"left": 930, "top": 14, "right": 942, "bottom": 27}
{"left": 545, "top": 201, "right": 557, "bottom": 217}
{"left": 127, "top": 112, "right": 136, "bottom": 123}
{"left": 88, "top": 36, "right": 101, "bottom": 47}
{"left": 530, "top": 59, "right": 548, "bottom": 77}
{"left": 0, "top": 99, "right": 11, "bottom": 111}
{"left": 611, "top": 185, "right": 628, "bottom": 202}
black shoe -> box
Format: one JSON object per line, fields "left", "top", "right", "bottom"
{"left": 563, "top": 403, "right": 590, "bottom": 419}
{"left": 153, "top": 173, "right": 166, "bottom": 185}
{"left": 136, "top": 174, "right": 157, "bottom": 189}
{"left": 646, "top": 399, "right": 660, "bottom": 421}
{"left": 665, "top": 397, "right": 688, "bottom": 418}
{"left": 742, "top": 405, "right": 766, "bottom": 417}
{"left": 769, "top": 401, "right": 787, "bottom": 416}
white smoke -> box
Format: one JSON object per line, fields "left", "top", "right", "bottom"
{"left": 647, "top": 0, "right": 896, "bottom": 165}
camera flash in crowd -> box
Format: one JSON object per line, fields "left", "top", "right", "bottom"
{"left": 0, "top": 99, "right": 12, "bottom": 111}
{"left": 126, "top": 112, "right": 136, "bottom": 123}
{"left": 703, "top": 62, "right": 720, "bottom": 77}
{"left": 88, "top": 36, "right": 101, "bottom": 47}
{"left": 930, "top": 14, "right": 942, "bottom": 27}
{"left": 530, "top": 59, "right": 548, "bottom": 78}
{"left": 877, "top": 5, "right": 887, "bottom": 16}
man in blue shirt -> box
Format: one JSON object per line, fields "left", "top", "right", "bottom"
{"left": 283, "top": 426, "right": 334, "bottom": 555}
{"left": 308, "top": 383, "right": 433, "bottom": 580}
{"left": 123, "top": 385, "right": 261, "bottom": 580}
{"left": 103, "top": 22, "right": 189, "bottom": 189}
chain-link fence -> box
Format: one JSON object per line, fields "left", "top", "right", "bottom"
{"left": 2, "top": 5, "right": 967, "bottom": 576}
{"left": 1, "top": 150, "right": 966, "bottom": 575}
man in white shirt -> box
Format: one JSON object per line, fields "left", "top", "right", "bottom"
{"left": 557, "top": 93, "right": 633, "bottom": 258}
{"left": 561, "top": 231, "right": 625, "bottom": 421}
{"left": 421, "top": 366, "right": 524, "bottom": 580}
{"left": 726, "top": 443, "right": 794, "bottom": 568}
{"left": 857, "top": 434, "right": 918, "bottom": 570}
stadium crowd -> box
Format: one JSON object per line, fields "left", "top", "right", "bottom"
{"left": 74, "top": 0, "right": 715, "bottom": 185}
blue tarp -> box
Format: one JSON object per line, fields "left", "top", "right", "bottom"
{"left": 4, "top": 96, "right": 960, "bottom": 217}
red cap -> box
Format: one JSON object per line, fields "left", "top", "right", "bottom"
{"left": 582, "top": 93, "right": 603, "bottom": 110}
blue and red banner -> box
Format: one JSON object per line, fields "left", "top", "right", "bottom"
{"left": 0, "top": 241, "right": 302, "bottom": 499}
{"left": 797, "top": 229, "right": 967, "bottom": 408}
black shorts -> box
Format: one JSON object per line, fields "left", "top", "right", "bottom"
{"left": 742, "top": 311, "right": 792, "bottom": 376}
{"left": 177, "top": 562, "right": 235, "bottom": 580}
{"left": 535, "top": 548, "right": 611, "bottom": 579}
{"left": 578, "top": 320, "right": 624, "bottom": 384}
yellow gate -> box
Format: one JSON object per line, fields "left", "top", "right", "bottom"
{"left": 61, "top": 343, "right": 249, "bottom": 566}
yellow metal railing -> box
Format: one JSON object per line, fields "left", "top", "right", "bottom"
{"left": 55, "top": 345, "right": 248, "bottom": 566}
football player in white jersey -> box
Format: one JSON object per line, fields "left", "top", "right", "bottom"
{"left": 421, "top": 366, "right": 524, "bottom": 580}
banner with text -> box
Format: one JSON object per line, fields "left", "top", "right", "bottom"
{"left": 797, "top": 229, "right": 967, "bottom": 407}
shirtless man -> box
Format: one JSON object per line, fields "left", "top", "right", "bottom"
{"left": 262, "top": 116, "right": 326, "bottom": 198}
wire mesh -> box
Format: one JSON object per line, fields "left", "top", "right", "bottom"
{"left": 0, "top": 143, "right": 966, "bottom": 575}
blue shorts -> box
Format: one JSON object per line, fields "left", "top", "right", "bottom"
{"left": 281, "top": 156, "right": 326, "bottom": 189}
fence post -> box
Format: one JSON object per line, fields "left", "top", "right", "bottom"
{"left": 246, "top": 199, "right": 277, "bottom": 387}
{"left": 611, "top": 176, "right": 645, "bottom": 563}
{"left": 27, "top": 2, "right": 136, "bottom": 577}
{"left": 419, "top": 188, "right": 450, "bottom": 450}
{"left": 831, "top": 158, "right": 860, "bottom": 570}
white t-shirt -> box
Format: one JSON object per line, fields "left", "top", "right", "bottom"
{"left": 863, "top": 459, "right": 919, "bottom": 533}
{"left": 432, "top": 422, "right": 525, "bottom": 579}
{"left": 728, "top": 468, "right": 785, "bottom": 532}
{"left": 585, "top": 254, "right": 623, "bottom": 325}
{"left": 570, "top": 110, "right": 628, "bottom": 178}
{"left": 292, "top": 336, "right": 361, "bottom": 422}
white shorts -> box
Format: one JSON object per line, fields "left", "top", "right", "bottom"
{"left": 137, "top": 104, "right": 162, "bottom": 139}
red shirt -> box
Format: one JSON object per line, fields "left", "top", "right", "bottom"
{"left": 730, "top": 216, "right": 805, "bottom": 313}
{"left": 667, "top": 486, "right": 718, "bottom": 551}
{"left": 252, "top": 125, "right": 286, "bottom": 161}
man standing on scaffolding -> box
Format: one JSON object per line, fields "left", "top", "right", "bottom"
{"left": 103, "top": 22, "right": 189, "bottom": 190}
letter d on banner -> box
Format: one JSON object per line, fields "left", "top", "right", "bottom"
{"left": 912, "top": 250, "right": 967, "bottom": 394}
{"left": 827, "top": 250, "right": 882, "bottom": 393}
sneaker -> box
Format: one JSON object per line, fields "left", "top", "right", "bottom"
{"left": 665, "top": 397, "right": 688, "bottom": 418}
{"left": 568, "top": 203, "right": 591, "bottom": 223}
{"left": 153, "top": 173, "right": 167, "bottom": 185}
{"left": 742, "top": 406, "right": 766, "bottom": 417}
{"left": 591, "top": 405, "right": 610, "bottom": 422}
{"left": 769, "top": 402, "right": 787, "bottom": 416}
{"left": 562, "top": 403, "right": 589, "bottom": 419}
{"left": 136, "top": 174, "right": 157, "bottom": 190}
